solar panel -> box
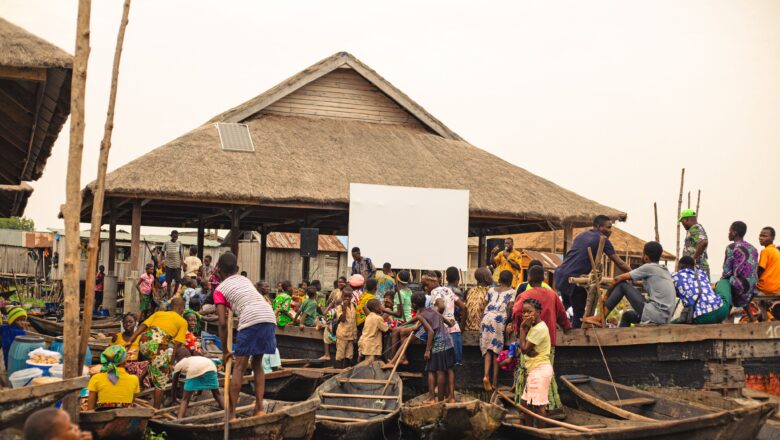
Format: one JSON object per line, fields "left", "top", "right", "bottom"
{"left": 216, "top": 123, "right": 255, "bottom": 152}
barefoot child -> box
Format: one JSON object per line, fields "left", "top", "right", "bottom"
{"left": 335, "top": 287, "right": 357, "bottom": 368}
{"left": 136, "top": 263, "right": 157, "bottom": 320}
{"left": 480, "top": 270, "right": 516, "bottom": 392}
{"left": 172, "top": 347, "right": 224, "bottom": 419}
{"left": 407, "top": 292, "right": 455, "bottom": 403}
{"left": 518, "top": 298, "right": 553, "bottom": 427}
{"left": 358, "top": 299, "right": 389, "bottom": 362}
{"left": 214, "top": 252, "right": 277, "bottom": 420}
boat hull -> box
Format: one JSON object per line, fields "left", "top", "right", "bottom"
{"left": 0, "top": 376, "right": 89, "bottom": 431}
{"left": 79, "top": 407, "right": 154, "bottom": 440}
{"left": 400, "top": 392, "right": 505, "bottom": 440}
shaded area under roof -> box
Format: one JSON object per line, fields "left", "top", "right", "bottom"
{"left": 0, "top": 18, "right": 73, "bottom": 185}
{"left": 80, "top": 52, "right": 625, "bottom": 236}
{"left": 0, "top": 182, "right": 33, "bottom": 217}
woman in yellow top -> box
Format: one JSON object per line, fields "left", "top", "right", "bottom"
{"left": 518, "top": 297, "right": 552, "bottom": 426}
{"left": 125, "top": 297, "right": 188, "bottom": 408}
{"left": 111, "top": 312, "right": 150, "bottom": 388}
{"left": 87, "top": 346, "right": 140, "bottom": 409}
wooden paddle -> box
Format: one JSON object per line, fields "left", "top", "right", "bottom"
{"left": 496, "top": 390, "right": 593, "bottom": 432}
{"left": 223, "top": 309, "right": 234, "bottom": 440}
{"left": 372, "top": 329, "right": 415, "bottom": 410}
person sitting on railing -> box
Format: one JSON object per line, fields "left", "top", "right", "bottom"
{"left": 672, "top": 256, "right": 729, "bottom": 324}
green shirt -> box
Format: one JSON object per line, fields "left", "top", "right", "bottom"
{"left": 394, "top": 287, "right": 413, "bottom": 321}
{"left": 300, "top": 298, "right": 318, "bottom": 327}
{"left": 273, "top": 292, "right": 292, "bottom": 327}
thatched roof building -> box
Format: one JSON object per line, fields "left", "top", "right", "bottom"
{"left": 81, "top": 52, "right": 624, "bottom": 235}
{"left": 0, "top": 18, "right": 72, "bottom": 187}
{"left": 0, "top": 182, "right": 33, "bottom": 217}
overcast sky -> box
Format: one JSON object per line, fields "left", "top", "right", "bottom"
{"left": 3, "top": 0, "right": 779, "bottom": 270}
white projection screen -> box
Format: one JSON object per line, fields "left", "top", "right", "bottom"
{"left": 348, "top": 183, "right": 470, "bottom": 270}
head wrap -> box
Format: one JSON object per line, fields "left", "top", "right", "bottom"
{"left": 100, "top": 345, "right": 128, "bottom": 384}
{"left": 348, "top": 274, "right": 365, "bottom": 288}
{"left": 183, "top": 309, "right": 202, "bottom": 335}
{"left": 7, "top": 307, "right": 27, "bottom": 326}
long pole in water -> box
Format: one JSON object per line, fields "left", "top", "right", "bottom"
{"left": 675, "top": 168, "right": 685, "bottom": 261}
{"left": 224, "top": 309, "right": 234, "bottom": 440}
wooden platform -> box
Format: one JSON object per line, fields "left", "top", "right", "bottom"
{"left": 272, "top": 322, "right": 780, "bottom": 394}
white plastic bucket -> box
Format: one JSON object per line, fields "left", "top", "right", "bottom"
{"left": 9, "top": 367, "right": 43, "bottom": 388}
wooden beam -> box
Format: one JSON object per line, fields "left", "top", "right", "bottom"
{"left": 477, "top": 229, "right": 486, "bottom": 268}
{"left": 259, "top": 225, "right": 267, "bottom": 280}
{"left": 0, "top": 66, "right": 47, "bottom": 82}
{"left": 19, "top": 77, "right": 46, "bottom": 180}
{"left": 108, "top": 215, "right": 117, "bottom": 274}
{"left": 130, "top": 199, "right": 141, "bottom": 269}
{"left": 563, "top": 222, "right": 574, "bottom": 255}
{"left": 230, "top": 208, "right": 239, "bottom": 255}
{"left": 197, "top": 216, "right": 205, "bottom": 260}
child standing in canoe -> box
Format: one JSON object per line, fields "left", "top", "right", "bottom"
{"left": 171, "top": 347, "right": 224, "bottom": 419}
{"left": 408, "top": 291, "right": 455, "bottom": 404}
{"left": 335, "top": 287, "right": 357, "bottom": 368}
{"left": 518, "top": 298, "right": 553, "bottom": 426}
{"left": 358, "top": 299, "right": 389, "bottom": 362}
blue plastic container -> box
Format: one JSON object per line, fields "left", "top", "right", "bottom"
{"left": 8, "top": 335, "right": 44, "bottom": 375}
{"left": 50, "top": 337, "right": 92, "bottom": 366}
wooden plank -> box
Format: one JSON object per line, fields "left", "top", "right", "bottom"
{"left": 336, "top": 378, "right": 389, "bottom": 384}
{"left": 293, "top": 89, "right": 404, "bottom": 109}
{"left": 0, "top": 66, "right": 46, "bottom": 82}
{"left": 276, "top": 95, "right": 410, "bottom": 116}
{"left": 320, "top": 393, "right": 399, "bottom": 400}
{"left": 316, "top": 415, "right": 369, "bottom": 422}
{"left": 264, "top": 102, "right": 414, "bottom": 122}
{"left": 319, "top": 404, "right": 393, "bottom": 414}
{"left": 557, "top": 322, "right": 780, "bottom": 347}
{"left": 606, "top": 397, "right": 656, "bottom": 407}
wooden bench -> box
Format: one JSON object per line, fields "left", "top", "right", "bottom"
{"left": 606, "top": 397, "right": 657, "bottom": 407}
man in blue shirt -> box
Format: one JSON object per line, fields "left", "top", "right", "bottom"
{"left": 555, "top": 215, "right": 632, "bottom": 328}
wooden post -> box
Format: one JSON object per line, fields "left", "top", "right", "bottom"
{"left": 62, "top": 0, "right": 92, "bottom": 419}
{"left": 108, "top": 216, "right": 117, "bottom": 274}
{"left": 230, "top": 208, "right": 239, "bottom": 256}
{"left": 477, "top": 229, "right": 486, "bottom": 268}
{"left": 130, "top": 200, "right": 141, "bottom": 269}
{"left": 687, "top": 191, "right": 691, "bottom": 209}
{"left": 653, "top": 202, "right": 660, "bottom": 243}
{"left": 675, "top": 168, "right": 685, "bottom": 261}
{"left": 260, "top": 226, "right": 268, "bottom": 280}
{"left": 696, "top": 190, "right": 701, "bottom": 215}
{"left": 551, "top": 230, "right": 557, "bottom": 253}
{"left": 563, "top": 223, "right": 574, "bottom": 255}
{"left": 197, "top": 216, "right": 205, "bottom": 261}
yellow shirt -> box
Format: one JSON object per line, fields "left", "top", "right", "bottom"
{"left": 493, "top": 249, "right": 523, "bottom": 288}
{"left": 87, "top": 367, "right": 140, "bottom": 405}
{"left": 358, "top": 312, "right": 388, "bottom": 356}
{"left": 335, "top": 303, "right": 357, "bottom": 341}
{"left": 524, "top": 321, "right": 551, "bottom": 372}
{"left": 356, "top": 292, "right": 376, "bottom": 326}
{"left": 143, "top": 311, "right": 188, "bottom": 343}
{"left": 112, "top": 332, "right": 140, "bottom": 361}
{"left": 758, "top": 244, "right": 780, "bottom": 293}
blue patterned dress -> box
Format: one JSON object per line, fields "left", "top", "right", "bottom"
{"left": 480, "top": 287, "right": 516, "bottom": 355}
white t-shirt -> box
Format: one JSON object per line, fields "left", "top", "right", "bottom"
{"left": 174, "top": 356, "right": 217, "bottom": 379}
{"left": 213, "top": 274, "right": 276, "bottom": 330}
{"left": 429, "top": 286, "right": 460, "bottom": 333}
{"left": 183, "top": 256, "right": 202, "bottom": 277}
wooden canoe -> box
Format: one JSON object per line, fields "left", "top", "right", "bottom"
{"left": 645, "top": 386, "right": 777, "bottom": 440}
{"left": 146, "top": 392, "right": 317, "bottom": 440}
{"left": 400, "top": 391, "right": 505, "bottom": 439}
{"left": 28, "top": 315, "right": 121, "bottom": 336}
{"left": 560, "top": 374, "right": 771, "bottom": 439}
{"left": 0, "top": 375, "right": 89, "bottom": 431}
{"left": 223, "top": 367, "right": 332, "bottom": 401}
{"left": 79, "top": 406, "right": 154, "bottom": 440}
{"left": 314, "top": 361, "right": 402, "bottom": 440}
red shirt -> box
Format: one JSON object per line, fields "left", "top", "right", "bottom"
{"left": 513, "top": 287, "right": 571, "bottom": 346}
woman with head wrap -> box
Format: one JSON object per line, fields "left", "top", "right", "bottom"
{"left": 86, "top": 346, "right": 140, "bottom": 409}
{"left": 1, "top": 306, "right": 27, "bottom": 369}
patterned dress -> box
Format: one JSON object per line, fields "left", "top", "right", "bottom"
{"left": 465, "top": 286, "right": 488, "bottom": 331}
{"left": 479, "top": 287, "right": 516, "bottom": 355}
{"left": 139, "top": 327, "right": 175, "bottom": 389}
{"left": 723, "top": 240, "right": 759, "bottom": 307}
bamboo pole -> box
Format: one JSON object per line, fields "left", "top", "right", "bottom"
{"left": 62, "top": 0, "right": 92, "bottom": 419}
{"left": 687, "top": 191, "right": 691, "bottom": 209}
{"left": 675, "top": 168, "right": 685, "bottom": 261}
{"left": 224, "top": 309, "right": 234, "bottom": 440}
{"left": 80, "top": 0, "right": 132, "bottom": 371}
{"left": 696, "top": 190, "right": 701, "bottom": 215}
{"left": 653, "top": 202, "right": 659, "bottom": 243}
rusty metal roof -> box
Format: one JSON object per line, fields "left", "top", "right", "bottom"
{"left": 522, "top": 249, "right": 563, "bottom": 270}
{"left": 266, "top": 232, "right": 346, "bottom": 252}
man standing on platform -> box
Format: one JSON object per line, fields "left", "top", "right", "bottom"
{"left": 680, "top": 209, "right": 710, "bottom": 278}
{"left": 491, "top": 237, "right": 523, "bottom": 288}
{"left": 351, "top": 247, "right": 376, "bottom": 279}
{"left": 163, "top": 230, "right": 184, "bottom": 297}
{"left": 555, "top": 215, "right": 632, "bottom": 328}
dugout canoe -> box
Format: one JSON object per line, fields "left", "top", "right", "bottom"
{"left": 79, "top": 406, "right": 154, "bottom": 440}
{"left": 28, "top": 315, "right": 121, "bottom": 336}
{"left": 0, "top": 375, "right": 89, "bottom": 431}
{"left": 314, "top": 361, "right": 402, "bottom": 440}
{"left": 218, "top": 367, "right": 335, "bottom": 401}
{"left": 400, "top": 391, "right": 505, "bottom": 439}
{"left": 147, "top": 392, "right": 317, "bottom": 440}
{"left": 560, "top": 374, "right": 770, "bottom": 439}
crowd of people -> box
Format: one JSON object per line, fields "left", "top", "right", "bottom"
{"left": 4, "top": 212, "right": 780, "bottom": 431}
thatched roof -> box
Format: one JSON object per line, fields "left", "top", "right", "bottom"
{"left": 0, "top": 18, "right": 72, "bottom": 68}
{"left": 0, "top": 18, "right": 72, "bottom": 184}
{"left": 0, "top": 182, "right": 33, "bottom": 217}
{"left": 469, "top": 226, "right": 676, "bottom": 261}
{"left": 85, "top": 52, "right": 625, "bottom": 230}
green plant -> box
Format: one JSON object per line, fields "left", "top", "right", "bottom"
{"left": 144, "top": 427, "right": 167, "bottom": 440}
{"left": 0, "top": 216, "right": 35, "bottom": 231}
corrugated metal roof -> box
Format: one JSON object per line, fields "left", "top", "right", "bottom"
{"left": 48, "top": 229, "right": 222, "bottom": 247}
{"left": 0, "top": 229, "right": 25, "bottom": 246}
{"left": 523, "top": 249, "right": 563, "bottom": 270}
{"left": 266, "top": 232, "right": 346, "bottom": 252}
